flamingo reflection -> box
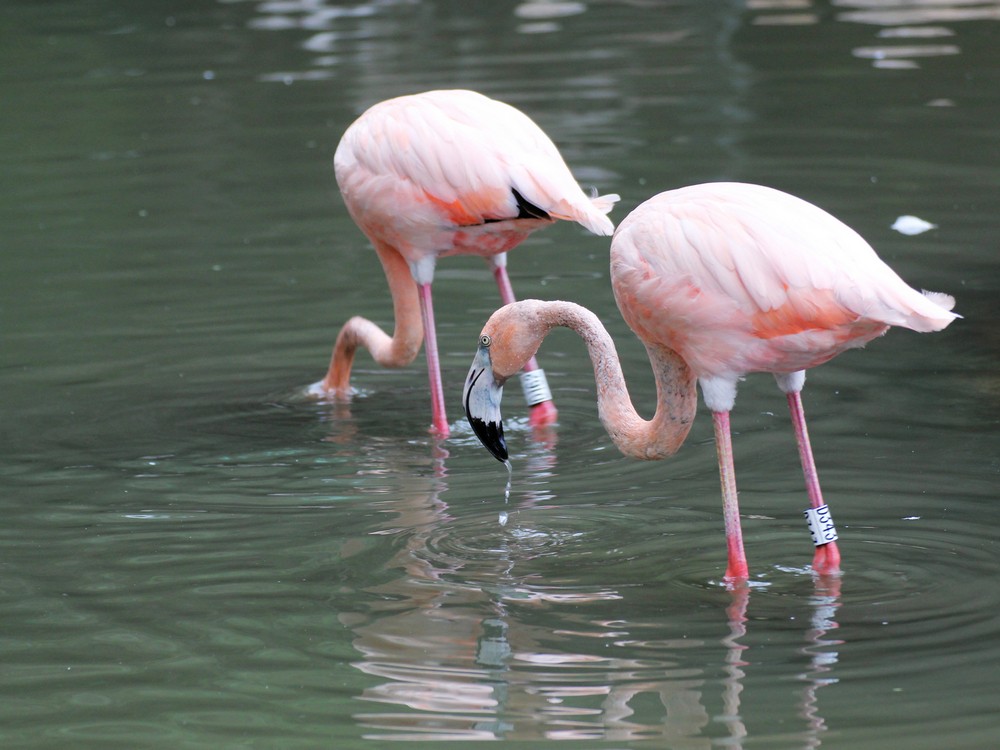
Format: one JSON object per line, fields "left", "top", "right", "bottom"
{"left": 330, "top": 442, "right": 842, "bottom": 743}
{"left": 798, "top": 575, "right": 843, "bottom": 749}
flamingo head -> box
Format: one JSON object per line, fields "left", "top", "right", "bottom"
{"left": 464, "top": 301, "right": 552, "bottom": 462}
{"left": 464, "top": 333, "right": 508, "bottom": 462}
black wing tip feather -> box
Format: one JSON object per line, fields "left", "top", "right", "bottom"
{"left": 481, "top": 188, "right": 551, "bottom": 225}
{"left": 511, "top": 188, "right": 551, "bottom": 221}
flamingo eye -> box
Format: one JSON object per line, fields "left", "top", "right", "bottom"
{"left": 480, "top": 334, "right": 491, "bottom": 347}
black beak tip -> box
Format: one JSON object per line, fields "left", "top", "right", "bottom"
{"left": 467, "top": 416, "right": 508, "bottom": 463}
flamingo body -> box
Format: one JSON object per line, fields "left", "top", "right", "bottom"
{"left": 465, "top": 182, "right": 957, "bottom": 581}
{"left": 335, "top": 89, "right": 616, "bottom": 279}
{"left": 317, "top": 90, "right": 619, "bottom": 435}
{"left": 611, "top": 183, "right": 955, "bottom": 404}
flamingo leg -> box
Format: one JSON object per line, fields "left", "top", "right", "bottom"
{"left": 417, "top": 282, "right": 450, "bottom": 438}
{"left": 490, "top": 256, "right": 557, "bottom": 426}
{"left": 712, "top": 410, "right": 750, "bottom": 582}
{"left": 786, "top": 391, "right": 841, "bottom": 575}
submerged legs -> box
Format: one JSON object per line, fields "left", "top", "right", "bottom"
{"left": 712, "top": 410, "right": 750, "bottom": 582}
{"left": 417, "top": 282, "right": 450, "bottom": 437}
{"left": 706, "top": 372, "right": 842, "bottom": 579}
{"left": 786, "top": 389, "right": 842, "bottom": 575}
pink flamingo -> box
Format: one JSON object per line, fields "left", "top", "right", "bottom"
{"left": 311, "top": 89, "right": 619, "bottom": 437}
{"left": 464, "top": 182, "right": 957, "bottom": 581}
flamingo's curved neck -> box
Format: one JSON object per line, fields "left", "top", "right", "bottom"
{"left": 547, "top": 302, "right": 698, "bottom": 459}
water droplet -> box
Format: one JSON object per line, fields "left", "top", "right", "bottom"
{"left": 503, "top": 460, "right": 512, "bottom": 504}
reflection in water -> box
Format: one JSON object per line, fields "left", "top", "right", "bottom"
{"left": 749, "top": 0, "right": 1000, "bottom": 68}
{"left": 798, "top": 576, "right": 843, "bottom": 750}
{"left": 834, "top": 0, "right": 1000, "bottom": 27}
{"left": 337, "top": 447, "right": 844, "bottom": 743}
{"left": 720, "top": 585, "right": 749, "bottom": 747}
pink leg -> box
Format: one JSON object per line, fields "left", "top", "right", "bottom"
{"left": 417, "top": 283, "right": 450, "bottom": 438}
{"left": 786, "top": 391, "right": 841, "bottom": 575}
{"left": 491, "top": 261, "right": 557, "bottom": 427}
{"left": 712, "top": 411, "right": 749, "bottom": 582}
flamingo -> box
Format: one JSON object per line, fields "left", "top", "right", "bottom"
{"left": 311, "top": 89, "right": 620, "bottom": 437}
{"left": 464, "top": 182, "right": 957, "bottom": 581}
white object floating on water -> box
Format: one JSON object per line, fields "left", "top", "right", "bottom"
{"left": 891, "top": 215, "right": 937, "bottom": 235}
{"left": 498, "top": 511, "right": 509, "bottom": 527}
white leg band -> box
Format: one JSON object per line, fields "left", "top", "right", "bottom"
{"left": 804, "top": 504, "right": 839, "bottom": 547}
{"left": 519, "top": 369, "right": 552, "bottom": 407}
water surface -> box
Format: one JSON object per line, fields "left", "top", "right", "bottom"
{"left": 2, "top": 1, "right": 998, "bottom": 747}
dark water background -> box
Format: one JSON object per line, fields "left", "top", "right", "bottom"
{"left": 2, "top": 1, "right": 999, "bottom": 747}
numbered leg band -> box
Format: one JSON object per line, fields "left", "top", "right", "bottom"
{"left": 519, "top": 368, "right": 552, "bottom": 407}
{"left": 804, "top": 504, "right": 839, "bottom": 547}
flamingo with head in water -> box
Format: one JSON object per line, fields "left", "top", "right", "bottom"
{"left": 464, "top": 182, "right": 957, "bottom": 581}
{"left": 310, "top": 89, "right": 619, "bottom": 437}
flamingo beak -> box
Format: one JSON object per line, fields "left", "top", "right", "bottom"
{"left": 463, "top": 339, "right": 508, "bottom": 462}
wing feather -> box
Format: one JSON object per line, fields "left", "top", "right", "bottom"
{"left": 619, "top": 183, "right": 956, "bottom": 334}
{"left": 335, "top": 90, "right": 617, "bottom": 236}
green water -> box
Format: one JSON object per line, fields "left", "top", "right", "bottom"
{"left": 2, "top": 1, "right": 998, "bottom": 747}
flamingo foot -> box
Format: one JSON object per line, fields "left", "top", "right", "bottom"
{"left": 305, "top": 379, "right": 352, "bottom": 400}
{"left": 528, "top": 399, "right": 558, "bottom": 427}
{"left": 812, "top": 542, "right": 842, "bottom": 576}
{"left": 429, "top": 416, "right": 451, "bottom": 439}
{"left": 724, "top": 559, "right": 750, "bottom": 584}
{"left": 724, "top": 527, "right": 750, "bottom": 583}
